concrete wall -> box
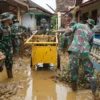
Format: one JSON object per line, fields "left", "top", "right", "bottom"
{"left": 22, "top": 14, "right": 36, "bottom": 30}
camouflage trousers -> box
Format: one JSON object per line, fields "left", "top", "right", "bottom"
{"left": 19, "top": 39, "right": 24, "bottom": 57}
{"left": 0, "top": 43, "right": 13, "bottom": 70}
{"left": 12, "top": 38, "right": 20, "bottom": 55}
{"left": 68, "top": 52, "right": 98, "bottom": 93}
{"left": 58, "top": 35, "right": 69, "bottom": 51}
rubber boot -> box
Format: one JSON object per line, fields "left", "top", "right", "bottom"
{"left": 7, "top": 68, "right": 13, "bottom": 78}
{"left": 71, "top": 80, "right": 77, "bottom": 91}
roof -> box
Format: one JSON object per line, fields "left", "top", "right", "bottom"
{"left": 56, "top": 0, "right": 83, "bottom": 12}
{"left": 0, "top": 0, "right": 29, "bottom": 10}
{"left": 25, "top": 12, "right": 50, "bottom": 16}
{"left": 80, "top": 0, "right": 99, "bottom": 7}
{"left": 27, "top": 0, "right": 53, "bottom": 15}
{"left": 77, "top": 0, "right": 100, "bottom": 11}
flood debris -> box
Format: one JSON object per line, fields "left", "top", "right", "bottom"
{"left": 9, "top": 94, "right": 25, "bottom": 100}
{"left": 0, "top": 81, "right": 24, "bottom": 100}
{"left": 23, "top": 45, "right": 31, "bottom": 57}
{"left": 53, "top": 67, "right": 100, "bottom": 90}
{"left": 33, "top": 36, "right": 56, "bottom": 42}
{"left": 53, "top": 67, "right": 89, "bottom": 90}
{"left": 52, "top": 51, "right": 100, "bottom": 90}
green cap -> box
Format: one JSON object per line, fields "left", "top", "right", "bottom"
{"left": 1, "top": 12, "right": 14, "bottom": 22}
{"left": 86, "top": 19, "right": 95, "bottom": 26}
{"left": 41, "top": 18, "right": 46, "bottom": 22}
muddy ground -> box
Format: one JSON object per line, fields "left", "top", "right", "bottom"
{"left": 0, "top": 55, "right": 96, "bottom": 100}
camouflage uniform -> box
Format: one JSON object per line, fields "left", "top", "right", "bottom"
{"left": 66, "top": 21, "right": 98, "bottom": 93}
{"left": 59, "top": 21, "right": 76, "bottom": 52}
{"left": 11, "top": 20, "right": 26, "bottom": 56}
{"left": 18, "top": 25, "right": 27, "bottom": 57}
{"left": 40, "top": 18, "right": 49, "bottom": 35}
{"left": 0, "top": 12, "right": 14, "bottom": 78}
{"left": 58, "top": 32, "right": 70, "bottom": 52}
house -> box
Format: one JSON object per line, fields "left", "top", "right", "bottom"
{"left": 0, "top": 0, "right": 53, "bottom": 30}
{"left": 22, "top": 0, "right": 53, "bottom": 30}
{"left": 76, "top": 0, "right": 100, "bottom": 24}
{"left": 0, "top": 0, "right": 29, "bottom": 23}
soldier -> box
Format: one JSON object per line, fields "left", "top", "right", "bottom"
{"left": 11, "top": 19, "right": 20, "bottom": 56}
{"left": 39, "top": 18, "right": 49, "bottom": 35}
{"left": 59, "top": 13, "right": 75, "bottom": 53}
{"left": 58, "top": 19, "right": 99, "bottom": 99}
{"left": 11, "top": 18, "right": 27, "bottom": 56}
{"left": 0, "top": 12, "right": 14, "bottom": 78}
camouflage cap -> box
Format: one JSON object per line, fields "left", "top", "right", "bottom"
{"left": 1, "top": 12, "right": 14, "bottom": 22}
{"left": 41, "top": 18, "right": 46, "bottom": 22}
{"left": 86, "top": 19, "right": 95, "bottom": 27}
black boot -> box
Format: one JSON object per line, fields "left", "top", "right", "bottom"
{"left": 7, "top": 69, "right": 13, "bottom": 78}
{"left": 71, "top": 80, "right": 77, "bottom": 91}
{"left": 0, "top": 66, "right": 3, "bottom": 72}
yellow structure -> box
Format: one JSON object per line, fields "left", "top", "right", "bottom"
{"left": 25, "top": 34, "right": 58, "bottom": 69}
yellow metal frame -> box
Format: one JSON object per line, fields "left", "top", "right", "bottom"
{"left": 25, "top": 34, "right": 58, "bottom": 69}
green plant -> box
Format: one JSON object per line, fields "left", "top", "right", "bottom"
{"left": 51, "top": 16, "right": 57, "bottom": 30}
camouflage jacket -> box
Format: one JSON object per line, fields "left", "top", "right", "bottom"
{"left": 40, "top": 24, "right": 49, "bottom": 34}
{"left": 0, "top": 24, "right": 12, "bottom": 56}
{"left": 0, "top": 24, "right": 12, "bottom": 46}
{"left": 66, "top": 23, "right": 94, "bottom": 53}
{"left": 11, "top": 22, "right": 26, "bottom": 38}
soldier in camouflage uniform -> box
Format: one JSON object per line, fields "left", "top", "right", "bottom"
{"left": 59, "top": 13, "right": 74, "bottom": 53}
{"left": 39, "top": 18, "right": 49, "bottom": 35}
{"left": 0, "top": 12, "right": 14, "bottom": 78}
{"left": 64, "top": 19, "right": 99, "bottom": 99}
{"left": 11, "top": 18, "right": 27, "bottom": 56}
{"left": 59, "top": 20, "right": 76, "bottom": 53}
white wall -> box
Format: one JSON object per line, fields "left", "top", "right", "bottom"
{"left": 22, "top": 14, "right": 36, "bottom": 30}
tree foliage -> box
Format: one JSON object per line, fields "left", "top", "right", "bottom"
{"left": 51, "top": 16, "right": 57, "bottom": 29}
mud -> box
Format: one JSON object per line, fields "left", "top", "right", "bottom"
{"left": 0, "top": 56, "right": 95, "bottom": 100}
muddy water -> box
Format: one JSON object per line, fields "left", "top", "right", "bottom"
{"left": 0, "top": 57, "right": 94, "bottom": 100}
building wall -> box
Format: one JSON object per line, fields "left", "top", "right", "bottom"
{"left": 80, "top": 2, "right": 100, "bottom": 17}
{"left": 22, "top": 13, "right": 36, "bottom": 30}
